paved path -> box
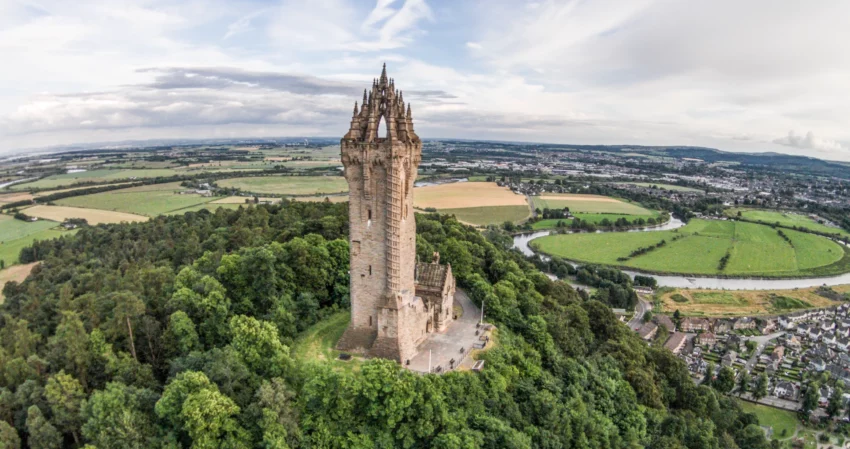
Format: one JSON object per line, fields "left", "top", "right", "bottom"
{"left": 742, "top": 332, "right": 784, "bottom": 373}
{"left": 407, "top": 289, "right": 485, "bottom": 373}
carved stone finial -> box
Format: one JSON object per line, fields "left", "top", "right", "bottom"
{"left": 406, "top": 103, "right": 412, "bottom": 119}
{"left": 432, "top": 252, "right": 440, "bottom": 264}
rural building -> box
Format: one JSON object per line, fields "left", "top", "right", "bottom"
{"left": 697, "top": 332, "right": 716, "bottom": 346}
{"left": 336, "top": 65, "right": 456, "bottom": 364}
{"left": 638, "top": 322, "right": 658, "bottom": 341}
{"left": 680, "top": 318, "right": 710, "bottom": 332}
{"left": 664, "top": 332, "right": 687, "bottom": 354}
{"left": 654, "top": 315, "right": 676, "bottom": 333}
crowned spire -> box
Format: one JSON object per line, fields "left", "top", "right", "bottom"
{"left": 406, "top": 103, "right": 412, "bottom": 119}
{"left": 380, "top": 62, "right": 387, "bottom": 82}
{"left": 353, "top": 102, "right": 359, "bottom": 116}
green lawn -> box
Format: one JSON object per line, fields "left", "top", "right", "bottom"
{"left": 291, "top": 311, "right": 362, "bottom": 373}
{"left": 531, "top": 219, "right": 849, "bottom": 277}
{"left": 728, "top": 209, "right": 850, "bottom": 239}
{"left": 217, "top": 176, "right": 348, "bottom": 196}
{"left": 738, "top": 401, "right": 798, "bottom": 440}
{"left": 9, "top": 169, "right": 181, "bottom": 190}
{"left": 531, "top": 195, "right": 655, "bottom": 215}
{"left": 56, "top": 182, "right": 218, "bottom": 216}
{"left": 440, "top": 205, "right": 531, "bottom": 226}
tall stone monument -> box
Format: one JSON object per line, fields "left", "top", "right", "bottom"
{"left": 336, "top": 64, "right": 455, "bottom": 364}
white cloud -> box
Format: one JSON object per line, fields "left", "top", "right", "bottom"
{"left": 773, "top": 131, "right": 845, "bottom": 153}
{"left": 466, "top": 42, "right": 482, "bottom": 50}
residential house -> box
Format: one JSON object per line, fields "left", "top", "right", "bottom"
{"left": 819, "top": 386, "right": 833, "bottom": 408}
{"left": 698, "top": 332, "right": 716, "bottom": 347}
{"left": 758, "top": 319, "right": 776, "bottom": 334}
{"left": 733, "top": 317, "right": 756, "bottom": 330}
{"left": 823, "top": 333, "right": 837, "bottom": 346}
{"left": 837, "top": 338, "right": 850, "bottom": 352}
{"left": 721, "top": 351, "right": 737, "bottom": 367}
{"left": 809, "top": 327, "right": 823, "bottom": 341}
{"left": 785, "top": 335, "right": 802, "bottom": 351}
{"left": 638, "top": 322, "right": 658, "bottom": 341}
{"left": 773, "top": 381, "right": 796, "bottom": 400}
{"left": 681, "top": 318, "right": 711, "bottom": 332}
{"left": 766, "top": 359, "right": 780, "bottom": 375}
{"left": 810, "top": 357, "right": 827, "bottom": 372}
{"left": 796, "top": 323, "right": 811, "bottom": 336}
{"left": 712, "top": 319, "right": 733, "bottom": 334}
{"left": 654, "top": 315, "right": 676, "bottom": 333}
{"left": 665, "top": 332, "right": 687, "bottom": 355}
{"left": 822, "top": 321, "right": 836, "bottom": 332}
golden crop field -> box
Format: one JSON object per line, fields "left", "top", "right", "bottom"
{"left": 414, "top": 182, "right": 527, "bottom": 209}
{"left": 24, "top": 205, "right": 148, "bottom": 225}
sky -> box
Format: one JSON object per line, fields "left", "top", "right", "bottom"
{"left": 2, "top": 0, "right": 850, "bottom": 161}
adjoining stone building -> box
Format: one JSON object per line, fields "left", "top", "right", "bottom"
{"left": 336, "top": 65, "right": 456, "bottom": 364}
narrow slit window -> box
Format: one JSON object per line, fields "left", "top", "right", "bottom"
{"left": 369, "top": 316, "right": 373, "bottom": 327}
{"left": 368, "top": 209, "right": 372, "bottom": 220}
{"left": 369, "top": 265, "right": 372, "bottom": 275}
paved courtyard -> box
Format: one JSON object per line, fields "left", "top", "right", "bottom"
{"left": 407, "top": 289, "right": 490, "bottom": 373}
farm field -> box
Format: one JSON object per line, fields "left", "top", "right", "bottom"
{"left": 413, "top": 182, "right": 530, "bottom": 225}
{"left": 0, "top": 228, "right": 76, "bottom": 267}
{"left": 440, "top": 206, "right": 531, "bottom": 226}
{"left": 55, "top": 182, "right": 218, "bottom": 216}
{"left": 0, "top": 214, "right": 56, "bottom": 242}
{"left": 9, "top": 169, "right": 181, "bottom": 190}
{"left": 217, "top": 176, "right": 347, "bottom": 196}
{"left": 0, "top": 191, "right": 34, "bottom": 205}
{"left": 531, "top": 219, "right": 849, "bottom": 277}
{"left": 24, "top": 205, "right": 148, "bottom": 225}
{"left": 0, "top": 262, "right": 38, "bottom": 302}
{"left": 531, "top": 212, "right": 664, "bottom": 230}
{"left": 728, "top": 208, "right": 850, "bottom": 239}
{"left": 659, "top": 285, "right": 845, "bottom": 317}
{"left": 531, "top": 194, "right": 655, "bottom": 215}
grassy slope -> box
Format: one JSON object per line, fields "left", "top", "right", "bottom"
{"left": 532, "top": 219, "right": 849, "bottom": 277}
{"left": 217, "top": 176, "right": 348, "bottom": 196}
{"left": 291, "top": 311, "right": 362, "bottom": 373}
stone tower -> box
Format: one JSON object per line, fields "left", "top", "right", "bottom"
{"left": 336, "top": 64, "right": 434, "bottom": 364}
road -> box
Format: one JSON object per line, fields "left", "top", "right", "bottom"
{"left": 742, "top": 332, "right": 784, "bottom": 372}
{"left": 628, "top": 297, "right": 652, "bottom": 330}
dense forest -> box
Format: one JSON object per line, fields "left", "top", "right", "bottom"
{"left": 0, "top": 202, "right": 769, "bottom": 448}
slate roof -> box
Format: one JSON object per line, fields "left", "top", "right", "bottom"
{"left": 415, "top": 262, "right": 449, "bottom": 290}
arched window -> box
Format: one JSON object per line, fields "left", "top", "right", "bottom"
{"left": 377, "top": 115, "right": 387, "bottom": 139}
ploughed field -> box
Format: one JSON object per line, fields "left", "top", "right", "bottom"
{"left": 531, "top": 219, "right": 850, "bottom": 278}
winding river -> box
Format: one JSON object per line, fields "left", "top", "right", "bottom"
{"left": 513, "top": 218, "right": 850, "bottom": 290}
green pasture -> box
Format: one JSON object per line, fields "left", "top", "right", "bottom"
{"left": 441, "top": 205, "right": 531, "bottom": 226}
{"left": 531, "top": 219, "right": 849, "bottom": 277}
{"left": 728, "top": 208, "right": 850, "bottom": 239}
{"left": 56, "top": 182, "right": 218, "bottom": 216}
{"left": 531, "top": 195, "right": 655, "bottom": 216}
{"left": 9, "top": 169, "right": 181, "bottom": 190}
{"left": 291, "top": 311, "right": 362, "bottom": 373}
{"left": 217, "top": 176, "right": 348, "bottom": 195}
{"left": 0, "top": 227, "right": 77, "bottom": 267}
